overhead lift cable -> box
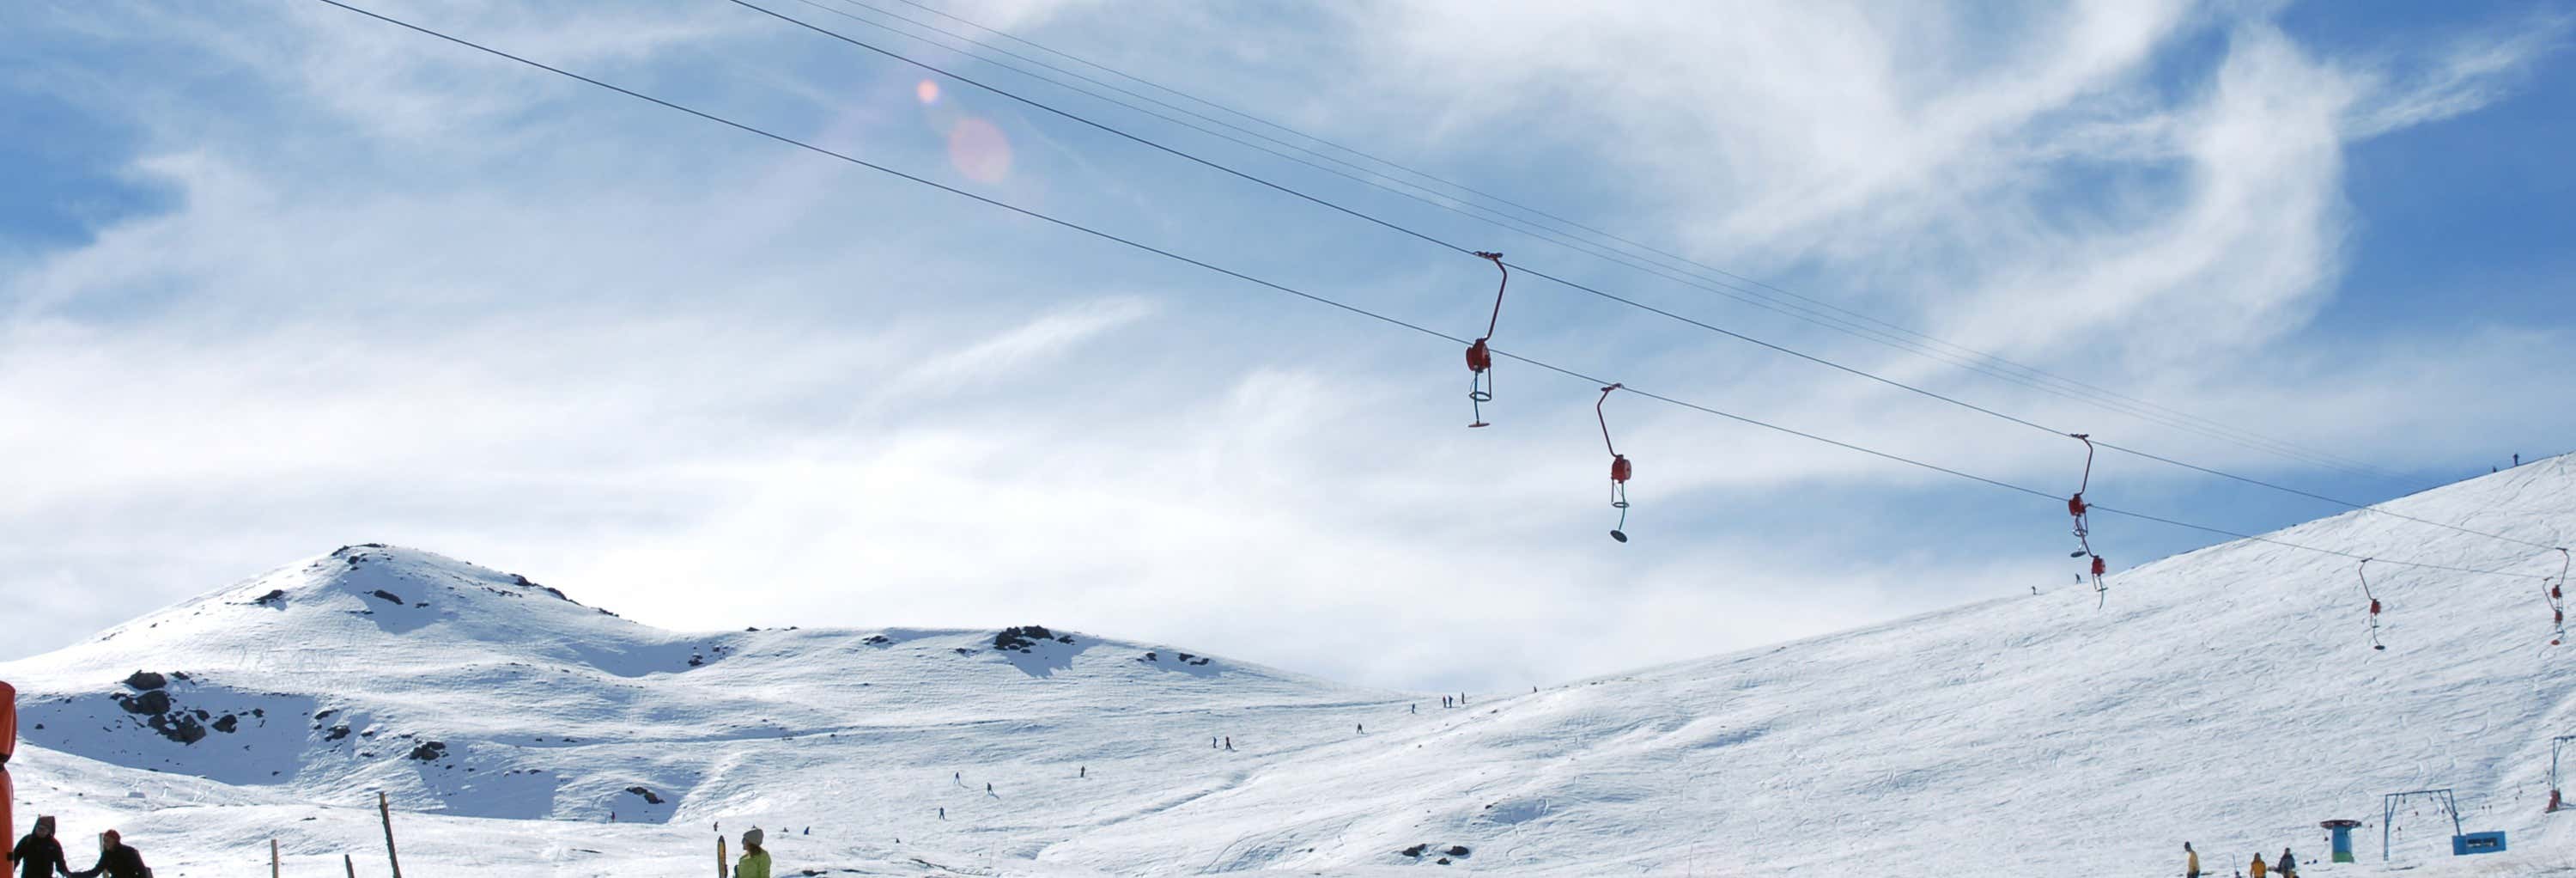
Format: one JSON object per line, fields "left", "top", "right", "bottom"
{"left": 835, "top": 0, "right": 2404, "bottom": 483}
{"left": 307, "top": 0, "right": 2554, "bottom": 587}
{"left": 735, "top": 0, "right": 2547, "bottom": 554}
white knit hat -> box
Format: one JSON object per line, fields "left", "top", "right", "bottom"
{"left": 742, "top": 827, "right": 764, "bottom": 848}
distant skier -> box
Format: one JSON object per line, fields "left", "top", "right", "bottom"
{"left": 2248, "top": 852, "right": 2265, "bottom": 878}
{"left": 1356, "top": 723, "right": 1364, "bottom": 734}
{"left": 1410, "top": 704, "right": 1417, "bottom": 714}
{"left": 2183, "top": 841, "right": 2199, "bottom": 878}
{"left": 986, "top": 782, "right": 993, "bottom": 794}
{"left": 65, "top": 830, "right": 148, "bottom": 878}
{"left": 1079, "top": 765, "right": 1086, "bottom": 778}
{"left": 1224, "top": 736, "right": 1232, "bottom": 751}
{"left": 2275, "top": 849, "right": 2296, "bottom": 878}
{"left": 938, "top": 807, "right": 945, "bottom": 820}
{"left": 731, "top": 828, "right": 770, "bottom": 878}
{"left": 9, "top": 815, "right": 70, "bottom": 878}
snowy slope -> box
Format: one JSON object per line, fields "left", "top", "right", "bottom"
{"left": 9, "top": 460, "right": 2576, "bottom": 876}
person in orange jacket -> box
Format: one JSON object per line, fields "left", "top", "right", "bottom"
{"left": 2249, "top": 851, "right": 2266, "bottom": 878}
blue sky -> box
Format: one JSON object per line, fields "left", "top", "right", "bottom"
{"left": 3, "top": 0, "right": 2571, "bottom": 692}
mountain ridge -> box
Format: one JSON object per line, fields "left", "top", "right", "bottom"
{"left": 5, "top": 460, "right": 2574, "bottom": 875}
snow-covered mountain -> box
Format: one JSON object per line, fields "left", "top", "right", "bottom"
{"left": 8, "top": 459, "right": 2576, "bottom": 876}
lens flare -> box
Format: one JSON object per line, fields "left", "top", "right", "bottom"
{"left": 946, "top": 117, "right": 1012, "bottom": 184}
{"left": 915, "top": 79, "right": 940, "bottom": 105}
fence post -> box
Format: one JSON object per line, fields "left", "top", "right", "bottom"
{"left": 271, "top": 838, "right": 281, "bottom": 877}
{"left": 378, "top": 791, "right": 404, "bottom": 878}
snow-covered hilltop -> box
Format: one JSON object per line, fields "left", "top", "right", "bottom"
{"left": 8, "top": 460, "right": 2576, "bottom": 875}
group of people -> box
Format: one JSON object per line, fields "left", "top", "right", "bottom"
{"left": 9, "top": 816, "right": 152, "bottom": 878}
{"left": 2185, "top": 841, "right": 2298, "bottom": 878}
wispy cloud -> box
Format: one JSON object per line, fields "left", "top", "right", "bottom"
{"left": 0, "top": 0, "right": 2567, "bottom": 690}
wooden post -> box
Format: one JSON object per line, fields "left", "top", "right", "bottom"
{"left": 345, "top": 854, "right": 358, "bottom": 878}
{"left": 377, "top": 791, "right": 404, "bottom": 878}
{"left": 718, "top": 835, "right": 729, "bottom": 878}
{"left": 270, "top": 838, "right": 281, "bottom": 877}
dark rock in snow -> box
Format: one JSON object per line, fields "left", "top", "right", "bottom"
{"left": 993, "top": 626, "right": 1065, "bottom": 651}
{"left": 252, "top": 589, "right": 287, "bottom": 607}
{"left": 125, "top": 671, "right": 168, "bottom": 691}
{"left": 512, "top": 573, "right": 579, "bottom": 604}
{"left": 408, "top": 741, "right": 447, "bottom": 762}
{"left": 1447, "top": 845, "right": 1471, "bottom": 857}
{"left": 1401, "top": 844, "right": 1427, "bottom": 858}
{"left": 114, "top": 690, "right": 172, "bottom": 716}
{"left": 212, "top": 714, "right": 240, "bottom": 734}
{"left": 368, "top": 589, "right": 405, "bottom": 605}
{"left": 625, "top": 786, "right": 665, "bottom": 804}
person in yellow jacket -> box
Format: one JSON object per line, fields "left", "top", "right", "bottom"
{"left": 2249, "top": 851, "right": 2266, "bottom": 878}
{"left": 732, "top": 828, "right": 771, "bottom": 878}
{"left": 2184, "top": 841, "right": 2200, "bottom": 878}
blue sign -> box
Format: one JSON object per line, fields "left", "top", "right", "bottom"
{"left": 2451, "top": 832, "right": 2506, "bottom": 856}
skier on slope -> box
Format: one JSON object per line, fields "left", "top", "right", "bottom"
{"left": 9, "top": 816, "right": 70, "bottom": 878}
{"left": 2183, "top": 841, "right": 2199, "bottom": 878}
{"left": 65, "top": 830, "right": 147, "bottom": 878}
{"left": 2247, "top": 851, "right": 2265, "bottom": 878}
{"left": 2274, "top": 848, "right": 2297, "bottom": 878}
{"left": 729, "top": 828, "right": 770, "bottom": 878}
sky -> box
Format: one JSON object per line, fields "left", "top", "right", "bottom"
{"left": 3, "top": 0, "right": 2571, "bottom": 693}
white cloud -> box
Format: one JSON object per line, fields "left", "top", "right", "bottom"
{"left": 2343, "top": 9, "right": 2573, "bottom": 138}
{"left": 1, "top": 0, "right": 2567, "bottom": 691}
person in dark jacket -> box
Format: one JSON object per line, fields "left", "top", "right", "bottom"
{"left": 67, "top": 830, "right": 146, "bottom": 878}
{"left": 9, "top": 815, "right": 70, "bottom": 878}
{"left": 2275, "top": 848, "right": 2297, "bottom": 878}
